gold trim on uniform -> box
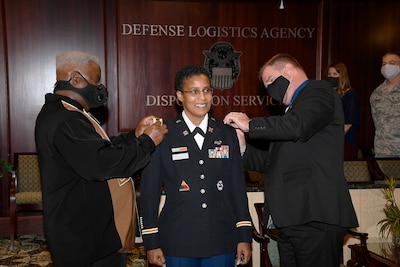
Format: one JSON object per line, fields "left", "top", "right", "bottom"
{"left": 236, "top": 221, "right": 252, "bottom": 228}
{"left": 142, "top": 227, "right": 159, "bottom": 235}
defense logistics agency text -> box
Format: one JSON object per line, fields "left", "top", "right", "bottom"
{"left": 122, "top": 24, "right": 316, "bottom": 39}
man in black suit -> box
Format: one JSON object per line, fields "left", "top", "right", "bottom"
{"left": 35, "top": 51, "right": 167, "bottom": 267}
{"left": 224, "top": 53, "right": 358, "bottom": 267}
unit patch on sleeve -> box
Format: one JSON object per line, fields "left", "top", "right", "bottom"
{"left": 179, "top": 180, "right": 190, "bottom": 192}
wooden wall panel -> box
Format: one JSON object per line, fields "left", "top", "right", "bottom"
{"left": 0, "top": 0, "right": 11, "bottom": 217}
{"left": 0, "top": 0, "right": 107, "bottom": 214}
{"left": 4, "top": 0, "right": 106, "bottom": 153}
{"left": 116, "top": 0, "right": 321, "bottom": 131}
{"left": 328, "top": 0, "right": 400, "bottom": 148}
{"left": 0, "top": 0, "right": 8, "bottom": 160}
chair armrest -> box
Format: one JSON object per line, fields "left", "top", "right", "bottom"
{"left": 252, "top": 221, "right": 267, "bottom": 243}
{"left": 346, "top": 229, "right": 370, "bottom": 267}
{"left": 348, "top": 229, "right": 368, "bottom": 246}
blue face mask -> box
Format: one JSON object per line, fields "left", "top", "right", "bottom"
{"left": 54, "top": 72, "right": 108, "bottom": 108}
{"left": 266, "top": 75, "right": 290, "bottom": 102}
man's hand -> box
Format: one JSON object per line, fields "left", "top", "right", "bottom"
{"left": 135, "top": 115, "right": 168, "bottom": 146}
{"left": 223, "top": 112, "right": 251, "bottom": 132}
{"left": 147, "top": 248, "right": 166, "bottom": 267}
{"left": 135, "top": 115, "right": 157, "bottom": 137}
{"left": 236, "top": 242, "right": 251, "bottom": 265}
{"left": 143, "top": 121, "right": 168, "bottom": 146}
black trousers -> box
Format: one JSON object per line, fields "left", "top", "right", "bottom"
{"left": 88, "top": 251, "right": 127, "bottom": 267}
{"left": 277, "top": 222, "right": 348, "bottom": 267}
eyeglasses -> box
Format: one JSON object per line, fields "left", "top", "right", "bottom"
{"left": 77, "top": 71, "right": 104, "bottom": 87}
{"left": 180, "top": 87, "right": 214, "bottom": 96}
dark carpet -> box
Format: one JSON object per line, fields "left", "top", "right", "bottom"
{"left": 0, "top": 235, "right": 146, "bottom": 267}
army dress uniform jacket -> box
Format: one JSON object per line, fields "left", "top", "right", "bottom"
{"left": 140, "top": 114, "right": 252, "bottom": 258}
{"left": 243, "top": 80, "right": 358, "bottom": 229}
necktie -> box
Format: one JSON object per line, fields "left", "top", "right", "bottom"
{"left": 192, "top": 127, "right": 205, "bottom": 149}
{"left": 193, "top": 127, "right": 205, "bottom": 137}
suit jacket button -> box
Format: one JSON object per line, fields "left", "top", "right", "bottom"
{"left": 202, "top": 203, "right": 207, "bottom": 209}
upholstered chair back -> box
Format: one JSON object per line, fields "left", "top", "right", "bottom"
{"left": 14, "top": 153, "right": 42, "bottom": 204}
{"left": 376, "top": 159, "right": 400, "bottom": 179}
{"left": 343, "top": 160, "right": 372, "bottom": 182}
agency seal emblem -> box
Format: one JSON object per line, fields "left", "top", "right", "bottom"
{"left": 203, "top": 42, "right": 242, "bottom": 90}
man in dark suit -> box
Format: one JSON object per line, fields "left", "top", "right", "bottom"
{"left": 224, "top": 53, "right": 358, "bottom": 267}
{"left": 140, "top": 65, "right": 252, "bottom": 267}
{"left": 35, "top": 51, "right": 167, "bottom": 267}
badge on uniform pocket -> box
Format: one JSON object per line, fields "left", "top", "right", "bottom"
{"left": 208, "top": 145, "right": 229, "bottom": 158}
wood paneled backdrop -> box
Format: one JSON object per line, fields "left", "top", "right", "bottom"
{"left": 0, "top": 0, "right": 399, "bottom": 216}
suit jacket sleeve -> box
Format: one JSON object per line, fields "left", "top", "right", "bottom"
{"left": 53, "top": 114, "right": 155, "bottom": 181}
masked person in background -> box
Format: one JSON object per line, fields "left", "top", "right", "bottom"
{"left": 224, "top": 53, "right": 358, "bottom": 267}
{"left": 370, "top": 51, "right": 400, "bottom": 158}
{"left": 35, "top": 51, "right": 168, "bottom": 267}
{"left": 327, "top": 62, "right": 360, "bottom": 160}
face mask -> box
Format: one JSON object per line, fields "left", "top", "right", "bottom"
{"left": 266, "top": 75, "right": 290, "bottom": 102}
{"left": 381, "top": 64, "right": 400, "bottom": 80}
{"left": 327, "top": 77, "right": 339, "bottom": 88}
{"left": 54, "top": 73, "right": 108, "bottom": 109}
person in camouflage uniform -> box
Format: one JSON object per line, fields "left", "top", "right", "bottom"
{"left": 370, "top": 51, "right": 400, "bottom": 158}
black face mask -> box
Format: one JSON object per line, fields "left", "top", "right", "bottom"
{"left": 266, "top": 75, "right": 290, "bottom": 102}
{"left": 327, "top": 77, "right": 339, "bottom": 88}
{"left": 54, "top": 72, "right": 108, "bottom": 109}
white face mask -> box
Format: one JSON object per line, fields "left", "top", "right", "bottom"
{"left": 381, "top": 64, "right": 400, "bottom": 80}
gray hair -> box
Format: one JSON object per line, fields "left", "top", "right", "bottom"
{"left": 56, "top": 51, "right": 100, "bottom": 71}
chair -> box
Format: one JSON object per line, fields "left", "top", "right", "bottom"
{"left": 9, "top": 153, "right": 43, "bottom": 250}
{"left": 253, "top": 203, "right": 370, "bottom": 267}
{"left": 250, "top": 217, "right": 272, "bottom": 267}
{"left": 343, "top": 159, "right": 374, "bottom": 183}
{"left": 345, "top": 230, "right": 370, "bottom": 267}
{"left": 373, "top": 158, "right": 400, "bottom": 179}
{"left": 251, "top": 203, "right": 279, "bottom": 267}
{"left": 245, "top": 170, "right": 264, "bottom": 188}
